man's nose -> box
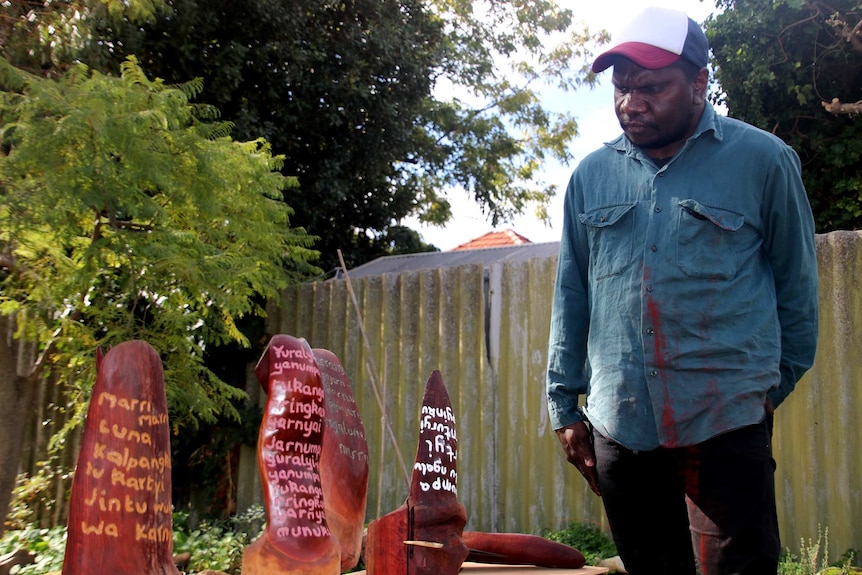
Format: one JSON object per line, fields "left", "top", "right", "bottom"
{"left": 620, "top": 92, "right": 646, "bottom": 114}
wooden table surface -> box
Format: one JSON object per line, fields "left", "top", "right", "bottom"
{"left": 354, "top": 562, "right": 610, "bottom": 574}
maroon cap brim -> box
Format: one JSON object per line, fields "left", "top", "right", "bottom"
{"left": 592, "top": 42, "right": 682, "bottom": 73}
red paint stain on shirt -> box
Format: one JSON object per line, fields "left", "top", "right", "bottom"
{"left": 647, "top": 295, "right": 679, "bottom": 446}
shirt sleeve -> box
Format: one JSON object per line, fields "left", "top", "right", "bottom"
{"left": 546, "top": 173, "right": 591, "bottom": 429}
{"left": 762, "top": 144, "right": 819, "bottom": 408}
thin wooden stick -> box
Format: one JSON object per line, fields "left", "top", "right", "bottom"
{"left": 376, "top": 351, "right": 387, "bottom": 519}
{"left": 403, "top": 540, "right": 444, "bottom": 549}
{"left": 337, "top": 249, "right": 410, "bottom": 488}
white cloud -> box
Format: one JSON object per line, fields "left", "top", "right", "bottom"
{"left": 406, "top": 0, "right": 721, "bottom": 251}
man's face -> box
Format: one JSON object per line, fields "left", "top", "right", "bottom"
{"left": 612, "top": 59, "right": 707, "bottom": 159}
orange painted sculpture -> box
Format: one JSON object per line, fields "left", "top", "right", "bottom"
{"left": 313, "top": 348, "right": 369, "bottom": 572}
{"left": 242, "top": 335, "right": 340, "bottom": 575}
{"left": 364, "top": 370, "right": 470, "bottom": 575}
{"left": 62, "top": 340, "right": 180, "bottom": 575}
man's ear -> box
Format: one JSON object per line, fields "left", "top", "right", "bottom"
{"left": 692, "top": 67, "right": 709, "bottom": 104}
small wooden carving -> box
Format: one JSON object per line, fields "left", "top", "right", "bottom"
{"left": 242, "top": 335, "right": 340, "bottom": 575}
{"left": 62, "top": 340, "right": 179, "bottom": 575}
{"left": 313, "top": 348, "right": 369, "bottom": 572}
{"left": 463, "top": 531, "right": 586, "bottom": 568}
{"left": 364, "top": 370, "right": 469, "bottom": 575}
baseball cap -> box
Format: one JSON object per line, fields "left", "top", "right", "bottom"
{"left": 591, "top": 7, "right": 709, "bottom": 73}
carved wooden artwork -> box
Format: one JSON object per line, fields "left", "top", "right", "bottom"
{"left": 313, "top": 348, "right": 369, "bottom": 572}
{"left": 61, "top": 340, "right": 180, "bottom": 575}
{"left": 242, "top": 335, "right": 341, "bottom": 575}
{"left": 463, "top": 531, "right": 585, "bottom": 568}
{"left": 364, "top": 370, "right": 470, "bottom": 575}
{"left": 60, "top": 336, "right": 585, "bottom": 574}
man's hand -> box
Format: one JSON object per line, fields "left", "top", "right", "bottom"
{"left": 555, "top": 421, "right": 601, "bottom": 496}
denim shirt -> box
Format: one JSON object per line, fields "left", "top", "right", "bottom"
{"left": 546, "top": 103, "right": 819, "bottom": 450}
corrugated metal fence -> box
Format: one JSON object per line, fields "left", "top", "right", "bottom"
{"left": 247, "top": 230, "right": 861, "bottom": 558}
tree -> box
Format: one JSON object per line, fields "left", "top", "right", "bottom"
{"left": 0, "top": 55, "right": 318, "bottom": 535}
{"left": 83, "top": 0, "right": 604, "bottom": 269}
{"left": 0, "top": 0, "right": 167, "bottom": 75}
{"left": 707, "top": 0, "right": 862, "bottom": 231}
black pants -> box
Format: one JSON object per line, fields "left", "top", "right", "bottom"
{"left": 592, "top": 419, "right": 779, "bottom": 575}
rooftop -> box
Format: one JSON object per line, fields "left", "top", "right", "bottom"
{"left": 339, "top": 241, "right": 559, "bottom": 279}
{"left": 450, "top": 229, "right": 532, "bottom": 251}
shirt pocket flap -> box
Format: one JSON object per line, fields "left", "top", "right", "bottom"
{"left": 678, "top": 199, "right": 744, "bottom": 232}
{"left": 579, "top": 204, "right": 636, "bottom": 228}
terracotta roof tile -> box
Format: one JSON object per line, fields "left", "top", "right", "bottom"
{"left": 449, "top": 229, "right": 532, "bottom": 251}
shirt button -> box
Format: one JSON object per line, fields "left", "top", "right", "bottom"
{"left": 649, "top": 370, "right": 658, "bottom": 377}
{"left": 645, "top": 284, "right": 653, "bottom": 293}
{"left": 654, "top": 206, "right": 662, "bottom": 213}
{"left": 651, "top": 245, "right": 658, "bottom": 252}
{"left": 646, "top": 327, "right": 655, "bottom": 336}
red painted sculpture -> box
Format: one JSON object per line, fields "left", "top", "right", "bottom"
{"left": 364, "top": 370, "right": 470, "bottom": 575}
{"left": 62, "top": 340, "right": 180, "bottom": 575}
{"left": 242, "top": 335, "right": 340, "bottom": 575}
{"left": 313, "top": 348, "right": 369, "bottom": 572}
{"left": 463, "top": 531, "right": 586, "bottom": 568}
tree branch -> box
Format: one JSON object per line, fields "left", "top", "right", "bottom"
{"left": 98, "top": 209, "right": 155, "bottom": 233}
{"left": 821, "top": 97, "right": 862, "bottom": 115}
{"left": 822, "top": 8, "right": 862, "bottom": 53}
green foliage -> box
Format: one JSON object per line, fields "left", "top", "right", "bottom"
{"left": 0, "top": 0, "right": 167, "bottom": 75}
{"left": 543, "top": 520, "right": 617, "bottom": 566}
{"left": 0, "top": 524, "right": 66, "bottom": 574}
{"left": 81, "top": 0, "right": 605, "bottom": 267}
{"left": 707, "top": 0, "right": 862, "bottom": 231}
{"left": 4, "top": 516, "right": 856, "bottom": 575}
{"left": 0, "top": 506, "right": 268, "bottom": 575}
{"left": 0, "top": 55, "right": 320, "bottom": 428}
{"left": 170, "top": 400, "right": 263, "bottom": 516}
{"left": 4, "top": 468, "right": 63, "bottom": 532}
{"left": 777, "top": 526, "right": 859, "bottom": 575}
{"left": 172, "top": 507, "right": 265, "bottom": 575}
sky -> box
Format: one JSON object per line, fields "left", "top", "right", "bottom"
{"left": 405, "top": 0, "right": 720, "bottom": 251}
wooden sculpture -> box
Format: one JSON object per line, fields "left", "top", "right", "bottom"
{"left": 364, "top": 370, "right": 470, "bottom": 575}
{"left": 463, "top": 531, "right": 586, "bottom": 568}
{"left": 62, "top": 341, "right": 180, "bottom": 575}
{"left": 242, "top": 335, "right": 340, "bottom": 575}
{"left": 313, "top": 348, "right": 369, "bottom": 572}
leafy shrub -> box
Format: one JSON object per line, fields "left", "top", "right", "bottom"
{"left": 543, "top": 521, "right": 617, "bottom": 566}
{"left": 0, "top": 524, "right": 66, "bottom": 574}
{"left": 172, "top": 505, "right": 266, "bottom": 574}
{"left": 0, "top": 506, "right": 266, "bottom": 575}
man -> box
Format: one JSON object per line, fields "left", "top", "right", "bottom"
{"left": 546, "top": 6, "right": 819, "bottom": 575}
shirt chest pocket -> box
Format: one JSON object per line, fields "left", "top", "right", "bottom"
{"left": 676, "top": 199, "right": 745, "bottom": 280}
{"left": 579, "top": 204, "right": 636, "bottom": 280}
